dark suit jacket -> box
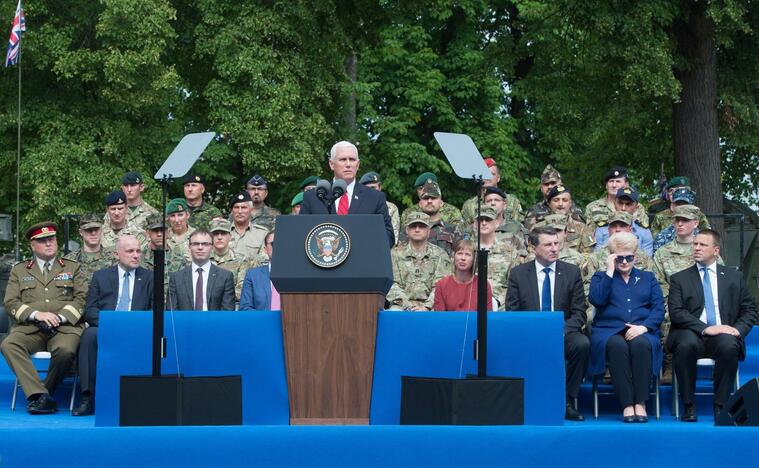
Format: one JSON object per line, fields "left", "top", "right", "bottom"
{"left": 301, "top": 182, "right": 395, "bottom": 246}
{"left": 505, "top": 260, "right": 587, "bottom": 334}
{"left": 85, "top": 266, "right": 153, "bottom": 326}
{"left": 239, "top": 266, "right": 272, "bottom": 311}
{"left": 668, "top": 264, "right": 757, "bottom": 340}
{"left": 168, "top": 263, "right": 236, "bottom": 311}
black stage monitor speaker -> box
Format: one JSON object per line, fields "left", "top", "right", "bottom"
{"left": 716, "top": 378, "right": 759, "bottom": 426}
{"left": 120, "top": 375, "right": 243, "bottom": 426}
{"left": 400, "top": 376, "right": 524, "bottom": 425}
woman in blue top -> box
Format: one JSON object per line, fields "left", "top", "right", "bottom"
{"left": 589, "top": 231, "right": 665, "bottom": 423}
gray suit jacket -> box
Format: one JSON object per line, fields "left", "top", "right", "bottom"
{"left": 168, "top": 263, "right": 236, "bottom": 311}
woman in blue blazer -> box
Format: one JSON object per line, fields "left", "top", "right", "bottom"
{"left": 589, "top": 231, "right": 664, "bottom": 423}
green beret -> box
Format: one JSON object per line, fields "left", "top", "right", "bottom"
{"left": 166, "top": 198, "right": 189, "bottom": 215}
{"left": 299, "top": 176, "right": 318, "bottom": 190}
{"left": 414, "top": 172, "right": 438, "bottom": 188}
{"left": 291, "top": 192, "right": 304, "bottom": 207}
{"left": 667, "top": 176, "right": 690, "bottom": 189}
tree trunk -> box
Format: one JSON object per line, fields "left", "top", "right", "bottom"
{"left": 342, "top": 52, "right": 358, "bottom": 140}
{"left": 672, "top": 1, "right": 723, "bottom": 225}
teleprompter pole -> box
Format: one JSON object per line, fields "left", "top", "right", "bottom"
{"left": 473, "top": 176, "right": 489, "bottom": 377}
{"left": 151, "top": 175, "right": 170, "bottom": 376}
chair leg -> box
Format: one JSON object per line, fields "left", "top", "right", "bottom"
{"left": 592, "top": 375, "right": 599, "bottom": 420}
{"left": 655, "top": 377, "right": 660, "bottom": 420}
{"left": 69, "top": 373, "right": 78, "bottom": 413}
{"left": 11, "top": 377, "right": 19, "bottom": 411}
{"left": 672, "top": 372, "right": 679, "bottom": 419}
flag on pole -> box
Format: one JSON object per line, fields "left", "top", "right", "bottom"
{"left": 5, "top": 0, "right": 26, "bottom": 67}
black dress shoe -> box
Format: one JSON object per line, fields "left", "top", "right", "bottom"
{"left": 27, "top": 394, "right": 58, "bottom": 415}
{"left": 713, "top": 404, "right": 723, "bottom": 420}
{"left": 682, "top": 403, "right": 698, "bottom": 422}
{"left": 72, "top": 395, "right": 94, "bottom": 416}
{"left": 622, "top": 415, "right": 636, "bottom": 423}
{"left": 565, "top": 403, "right": 584, "bottom": 421}
{"left": 635, "top": 415, "right": 649, "bottom": 423}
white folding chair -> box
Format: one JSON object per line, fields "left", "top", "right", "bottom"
{"left": 10, "top": 351, "right": 78, "bottom": 413}
{"left": 671, "top": 358, "right": 740, "bottom": 419}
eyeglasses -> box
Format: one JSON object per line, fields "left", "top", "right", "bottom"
{"left": 615, "top": 255, "right": 635, "bottom": 263}
{"left": 189, "top": 242, "right": 212, "bottom": 247}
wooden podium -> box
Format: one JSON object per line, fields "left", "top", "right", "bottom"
{"left": 271, "top": 215, "right": 393, "bottom": 425}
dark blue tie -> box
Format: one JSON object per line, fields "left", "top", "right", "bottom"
{"left": 702, "top": 266, "right": 717, "bottom": 326}
{"left": 541, "top": 267, "right": 552, "bottom": 311}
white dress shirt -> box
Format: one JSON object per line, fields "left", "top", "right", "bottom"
{"left": 192, "top": 261, "right": 211, "bottom": 311}
{"left": 698, "top": 261, "right": 722, "bottom": 326}
{"left": 117, "top": 264, "right": 137, "bottom": 311}
{"left": 535, "top": 260, "right": 557, "bottom": 311}
{"left": 334, "top": 179, "right": 356, "bottom": 211}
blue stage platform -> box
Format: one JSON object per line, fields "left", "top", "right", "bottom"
{"left": 0, "top": 313, "right": 757, "bottom": 467}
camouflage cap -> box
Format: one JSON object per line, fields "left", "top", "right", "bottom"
{"left": 414, "top": 172, "right": 438, "bottom": 188}
{"left": 477, "top": 206, "right": 498, "bottom": 220}
{"left": 182, "top": 172, "right": 204, "bottom": 185}
{"left": 166, "top": 198, "right": 189, "bottom": 215}
{"left": 541, "top": 164, "right": 562, "bottom": 183}
{"left": 420, "top": 181, "right": 442, "bottom": 199}
{"left": 608, "top": 210, "right": 633, "bottom": 226}
{"left": 546, "top": 184, "right": 570, "bottom": 201}
{"left": 299, "top": 175, "right": 318, "bottom": 189}
{"left": 535, "top": 213, "right": 568, "bottom": 231}
{"left": 667, "top": 176, "right": 690, "bottom": 189}
{"left": 291, "top": 191, "right": 304, "bottom": 207}
{"left": 615, "top": 187, "right": 638, "bottom": 203}
{"left": 209, "top": 217, "right": 233, "bottom": 233}
{"left": 121, "top": 171, "right": 144, "bottom": 185}
{"left": 673, "top": 204, "right": 701, "bottom": 221}
{"left": 104, "top": 190, "right": 127, "bottom": 206}
{"left": 359, "top": 171, "right": 381, "bottom": 185}
{"left": 603, "top": 166, "right": 628, "bottom": 183}
{"left": 145, "top": 213, "right": 165, "bottom": 230}
{"left": 26, "top": 222, "right": 57, "bottom": 240}
{"left": 79, "top": 213, "right": 103, "bottom": 230}
{"left": 405, "top": 211, "right": 431, "bottom": 227}
{"left": 671, "top": 187, "right": 696, "bottom": 204}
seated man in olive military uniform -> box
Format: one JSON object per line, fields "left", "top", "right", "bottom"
{"left": 1, "top": 222, "right": 86, "bottom": 414}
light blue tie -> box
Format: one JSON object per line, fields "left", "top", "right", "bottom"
{"left": 541, "top": 267, "right": 552, "bottom": 311}
{"left": 702, "top": 267, "right": 717, "bottom": 326}
{"left": 116, "top": 271, "right": 131, "bottom": 311}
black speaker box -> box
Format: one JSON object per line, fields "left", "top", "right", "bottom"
{"left": 120, "top": 375, "right": 243, "bottom": 426}
{"left": 400, "top": 376, "right": 524, "bottom": 425}
{"left": 716, "top": 378, "right": 759, "bottom": 426}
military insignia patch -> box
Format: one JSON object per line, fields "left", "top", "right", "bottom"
{"left": 305, "top": 223, "right": 351, "bottom": 268}
{"left": 53, "top": 272, "right": 73, "bottom": 281}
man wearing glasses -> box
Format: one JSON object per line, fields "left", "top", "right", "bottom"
{"left": 168, "top": 230, "right": 235, "bottom": 311}
{"left": 2, "top": 222, "right": 87, "bottom": 414}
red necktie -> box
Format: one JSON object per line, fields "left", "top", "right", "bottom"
{"left": 337, "top": 193, "right": 349, "bottom": 215}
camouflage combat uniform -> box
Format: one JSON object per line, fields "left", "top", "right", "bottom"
{"left": 166, "top": 228, "right": 196, "bottom": 263}
{"left": 140, "top": 247, "right": 188, "bottom": 295}
{"left": 585, "top": 197, "right": 649, "bottom": 231}
{"left": 100, "top": 223, "right": 146, "bottom": 252}
{"left": 482, "top": 239, "right": 522, "bottom": 311}
{"left": 523, "top": 201, "right": 585, "bottom": 230}
{"left": 387, "top": 201, "right": 400, "bottom": 246}
{"left": 399, "top": 219, "right": 463, "bottom": 256}
{"left": 387, "top": 242, "right": 451, "bottom": 310}
{"left": 562, "top": 217, "right": 596, "bottom": 254}
{"left": 650, "top": 208, "right": 710, "bottom": 239}
{"left": 187, "top": 202, "right": 223, "bottom": 231}
{"left": 211, "top": 249, "right": 249, "bottom": 305}
{"left": 62, "top": 246, "right": 116, "bottom": 287}
{"left": 250, "top": 205, "right": 281, "bottom": 229}
{"left": 461, "top": 193, "right": 523, "bottom": 226}
{"left": 400, "top": 203, "right": 463, "bottom": 228}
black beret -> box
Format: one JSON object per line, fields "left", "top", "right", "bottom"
{"left": 104, "top": 190, "right": 127, "bottom": 206}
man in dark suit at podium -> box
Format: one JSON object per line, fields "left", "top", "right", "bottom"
{"left": 73, "top": 235, "right": 153, "bottom": 416}
{"left": 667, "top": 229, "right": 757, "bottom": 421}
{"left": 300, "top": 141, "right": 395, "bottom": 246}
{"left": 168, "top": 230, "right": 236, "bottom": 311}
{"left": 505, "top": 226, "right": 590, "bottom": 421}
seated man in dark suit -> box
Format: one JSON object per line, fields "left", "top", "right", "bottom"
{"left": 505, "top": 226, "right": 590, "bottom": 421}
{"left": 667, "top": 229, "right": 757, "bottom": 421}
{"left": 300, "top": 141, "right": 395, "bottom": 246}
{"left": 73, "top": 235, "right": 153, "bottom": 416}
{"left": 239, "top": 230, "right": 278, "bottom": 310}
{"left": 168, "top": 229, "right": 236, "bottom": 311}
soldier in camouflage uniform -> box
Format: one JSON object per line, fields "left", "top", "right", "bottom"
{"left": 585, "top": 166, "right": 649, "bottom": 229}
{"left": 461, "top": 157, "right": 523, "bottom": 226}
{"left": 387, "top": 212, "right": 452, "bottom": 310}
{"left": 399, "top": 182, "right": 463, "bottom": 255}
{"left": 140, "top": 213, "right": 187, "bottom": 295}
{"left": 652, "top": 187, "right": 711, "bottom": 252}
{"left": 594, "top": 188, "right": 654, "bottom": 256}
{"left": 400, "top": 172, "right": 463, "bottom": 227}
{"left": 246, "top": 174, "right": 281, "bottom": 229}
{"left": 542, "top": 185, "right": 596, "bottom": 254}
{"left": 182, "top": 172, "right": 223, "bottom": 231}
{"left": 103, "top": 171, "right": 159, "bottom": 233}
{"left": 360, "top": 171, "right": 400, "bottom": 245}
{"left": 165, "top": 198, "right": 195, "bottom": 263}
{"left": 229, "top": 191, "right": 269, "bottom": 266}
{"left": 209, "top": 218, "right": 249, "bottom": 307}
{"left": 100, "top": 190, "right": 146, "bottom": 251}
{"left": 477, "top": 206, "right": 523, "bottom": 310}
{"left": 63, "top": 213, "right": 116, "bottom": 287}
{"left": 483, "top": 186, "right": 528, "bottom": 256}
{"left": 526, "top": 214, "right": 586, "bottom": 269}
{"left": 524, "top": 164, "right": 584, "bottom": 230}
